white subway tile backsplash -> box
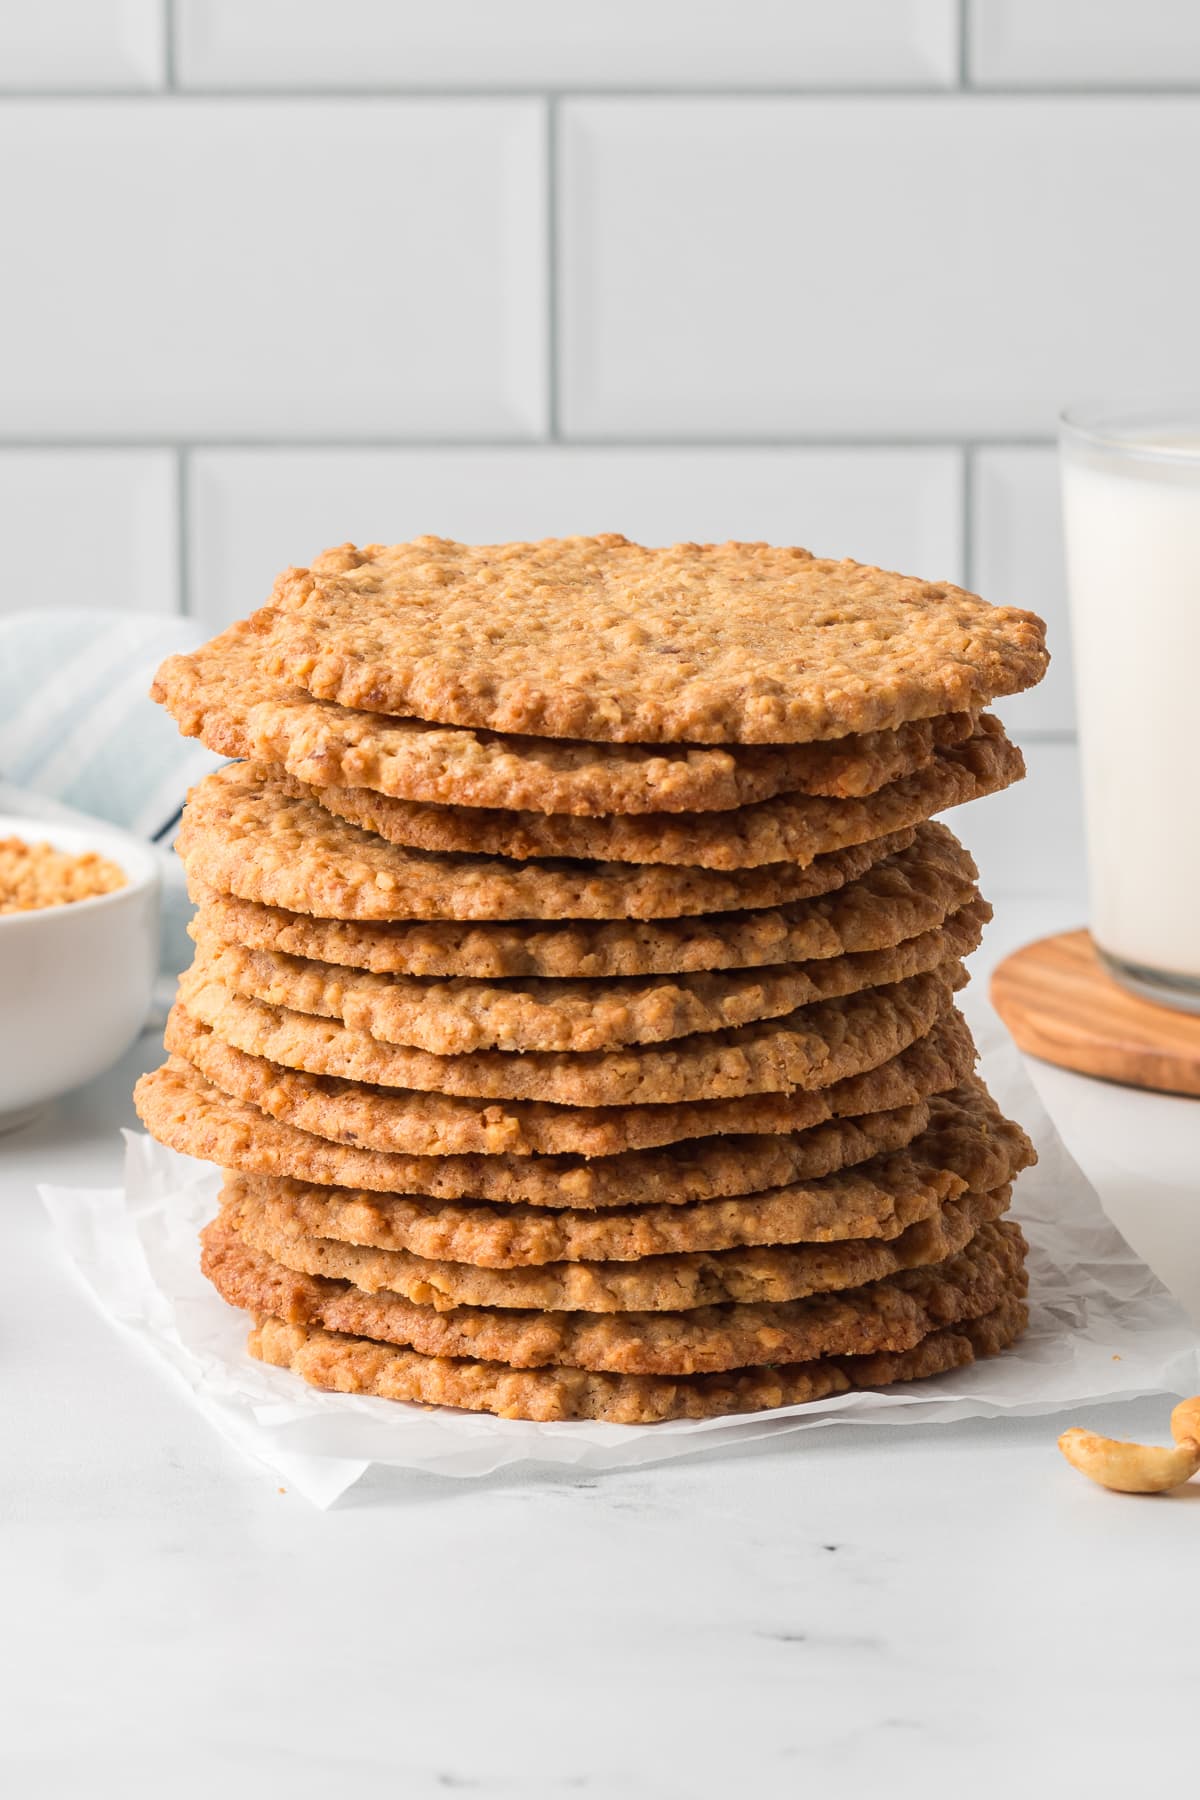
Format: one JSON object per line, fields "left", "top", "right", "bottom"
{"left": 972, "top": 447, "right": 1074, "bottom": 738}
{"left": 969, "top": 0, "right": 1200, "bottom": 88}
{"left": 0, "top": 101, "right": 546, "bottom": 440}
{"left": 0, "top": 1, "right": 164, "bottom": 90}
{"left": 0, "top": 451, "right": 178, "bottom": 615}
{"left": 951, "top": 740, "right": 1084, "bottom": 904}
{"left": 187, "top": 445, "right": 961, "bottom": 629}
{"left": 558, "top": 98, "right": 1200, "bottom": 439}
{"left": 176, "top": 1, "right": 958, "bottom": 91}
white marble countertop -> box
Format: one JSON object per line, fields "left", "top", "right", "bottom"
{"left": 5, "top": 748, "right": 1199, "bottom": 1797}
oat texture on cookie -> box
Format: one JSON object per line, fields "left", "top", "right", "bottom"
{"left": 260, "top": 537, "right": 1048, "bottom": 744}
{"left": 136, "top": 533, "right": 1047, "bottom": 1424}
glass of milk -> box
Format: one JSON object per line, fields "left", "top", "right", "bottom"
{"left": 1060, "top": 403, "right": 1200, "bottom": 1014}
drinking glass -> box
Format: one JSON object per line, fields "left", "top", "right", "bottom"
{"left": 1060, "top": 403, "right": 1200, "bottom": 1014}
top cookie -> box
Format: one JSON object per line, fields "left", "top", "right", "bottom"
{"left": 151, "top": 617, "right": 976, "bottom": 818}
{"left": 261, "top": 537, "right": 1048, "bottom": 745}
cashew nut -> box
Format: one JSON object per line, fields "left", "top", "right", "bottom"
{"left": 1170, "top": 1395, "right": 1200, "bottom": 1448}
{"left": 1058, "top": 1396, "right": 1200, "bottom": 1495}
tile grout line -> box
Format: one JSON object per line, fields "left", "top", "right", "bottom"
{"left": 958, "top": 0, "right": 971, "bottom": 89}
{"left": 3, "top": 85, "right": 1200, "bottom": 101}
{"left": 961, "top": 443, "right": 976, "bottom": 590}
{"left": 175, "top": 447, "right": 191, "bottom": 616}
{"left": 0, "top": 435, "right": 1059, "bottom": 452}
{"left": 546, "top": 96, "right": 561, "bottom": 441}
{"left": 162, "top": 0, "right": 178, "bottom": 92}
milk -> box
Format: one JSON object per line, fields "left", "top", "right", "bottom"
{"left": 1061, "top": 418, "right": 1200, "bottom": 1004}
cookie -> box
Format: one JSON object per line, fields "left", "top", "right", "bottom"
{"left": 291, "top": 718, "right": 1024, "bottom": 871}
{"left": 177, "top": 762, "right": 922, "bottom": 922}
{"left": 208, "top": 1212, "right": 1028, "bottom": 1375}
{"left": 218, "top": 1080, "right": 1031, "bottom": 1267}
{"left": 260, "top": 536, "right": 1048, "bottom": 744}
{"left": 174, "top": 963, "right": 961, "bottom": 1106}
{"left": 189, "top": 896, "right": 987, "bottom": 1056}
{"left": 185, "top": 819, "right": 979, "bottom": 981}
{"left": 223, "top": 1172, "right": 1013, "bottom": 1311}
{"left": 147, "top": 1008, "right": 978, "bottom": 1173}
{"left": 153, "top": 618, "right": 977, "bottom": 816}
{"left": 141, "top": 1008, "right": 978, "bottom": 1202}
{"left": 245, "top": 1292, "right": 1027, "bottom": 1422}
{"left": 135, "top": 1008, "right": 976, "bottom": 1198}
{"left": 163, "top": 990, "right": 962, "bottom": 1157}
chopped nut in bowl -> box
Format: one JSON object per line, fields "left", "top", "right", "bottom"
{"left": 0, "top": 836, "right": 128, "bottom": 914}
{"left": 0, "top": 814, "right": 159, "bottom": 1131}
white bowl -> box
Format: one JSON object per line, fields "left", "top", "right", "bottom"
{"left": 0, "top": 813, "right": 160, "bottom": 1131}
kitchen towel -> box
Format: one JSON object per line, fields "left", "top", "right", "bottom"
{"left": 0, "top": 609, "right": 221, "bottom": 979}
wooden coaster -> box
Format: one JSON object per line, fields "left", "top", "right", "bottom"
{"left": 991, "top": 929, "right": 1200, "bottom": 1099}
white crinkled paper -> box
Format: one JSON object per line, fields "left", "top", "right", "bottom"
{"left": 39, "top": 1020, "right": 1200, "bottom": 1508}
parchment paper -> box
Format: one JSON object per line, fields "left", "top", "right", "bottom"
{"left": 39, "top": 1020, "right": 1200, "bottom": 1507}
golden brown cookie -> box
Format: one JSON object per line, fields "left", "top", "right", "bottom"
{"left": 153, "top": 618, "right": 977, "bottom": 816}
{"left": 189, "top": 896, "right": 987, "bottom": 1056}
{"left": 144, "top": 1004, "right": 975, "bottom": 1179}
{"left": 141, "top": 1083, "right": 956, "bottom": 1227}
{"left": 260, "top": 536, "right": 1048, "bottom": 744}
{"left": 223, "top": 1178, "right": 1012, "bottom": 1312}
{"left": 177, "top": 763, "right": 923, "bottom": 923}
{"left": 245, "top": 1292, "right": 1027, "bottom": 1422}
{"left": 185, "top": 819, "right": 979, "bottom": 981}
{"left": 162, "top": 993, "right": 956, "bottom": 1156}
{"left": 217, "top": 1080, "right": 1031, "bottom": 1267}
{"left": 210, "top": 1213, "right": 1028, "bottom": 1376}
{"left": 291, "top": 719, "right": 1023, "bottom": 872}
{"left": 174, "top": 963, "right": 961, "bottom": 1107}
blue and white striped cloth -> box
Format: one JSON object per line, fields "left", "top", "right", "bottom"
{"left": 0, "top": 610, "right": 222, "bottom": 979}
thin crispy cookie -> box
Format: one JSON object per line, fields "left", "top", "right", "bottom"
{"left": 189, "top": 897, "right": 987, "bottom": 1056}
{"left": 153, "top": 618, "right": 977, "bottom": 816}
{"left": 177, "top": 763, "right": 922, "bottom": 923}
{"left": 212, "top": 1215, "right": 1028, "bottom": 1378}
{"left": 302, "top": 719, "right": 1023, "bottom": 872}
{"left": 218, "top": 1080, "right": 1032, "bottom": 1267}
{"left": 174, "top": 964, "right": 961, "bottom": 1106}
{"left": 245, "top": 1294, "right": 1028, "bottom": 1422}
{"left": 184, "top": 819, "right": 978, "bottom": 981}
{"left": 221, "top": 1178, "right": 1012, "bottom": 1313}
{"left": 261, "top": 536, "right": 1048, "bottom": 744}
{"left": 142, "top": 1005, "right": 976, "bottom": 1176}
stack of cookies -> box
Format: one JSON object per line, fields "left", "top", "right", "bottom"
{"left": 134, "top": 536, "right": 1049, "bottom": 1424}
